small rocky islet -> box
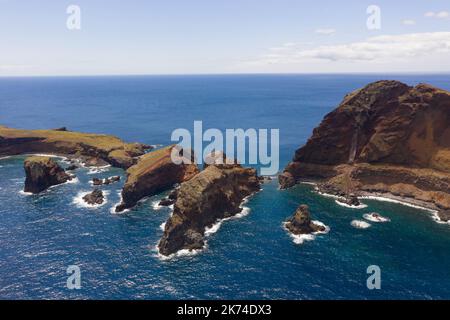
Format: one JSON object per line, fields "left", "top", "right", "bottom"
{"left": 284, "top": 205, "right": 326, "bottom": 235}
{"left": 2, "top": 80, "right": 450, "bottom": 256}
{"left": 23, "top": 156, "right": 74, "bottom": 194}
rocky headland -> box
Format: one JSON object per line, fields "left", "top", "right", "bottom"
{"left": 0, "top": 126, "right": 152, "bottom": 169}
{"left": 24, "top": 156, "right": 73, "bottom": 194}
{"left": 279, "top": 80, "right": 450, "bottom": 219}
{"left": 158, "top": 156, "right": 260, "bottom": 256}
{"left": 115, "top": 145, "right": 199, "bottom": 212}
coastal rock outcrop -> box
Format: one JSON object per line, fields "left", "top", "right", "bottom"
{"left": 438, "top": 210, "right": 450, "bottom": 223}
{"left": 285, "top": 205, "right": 326, "bottom": 235}
{"left": 24, "top": 156, "right": 73, "bottom": 194}
{"left": 92, "top": 176, "right": 120, "bottom": 186}
{"left": 115, "top": 145, "right": 199, "bottom": 212}
{"left": 82, "top": 189, "right": 104, "bottom": 205}
{"left": 0, "top": 126, "right": 152, "bottom": 169}
{"left": 158, "top": 158, "right": 260, "bottom": 256}
{"left": 279, "top": 80, "right": 450, "bottom": 216}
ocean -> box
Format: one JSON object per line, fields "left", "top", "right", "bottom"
{"left": 1, "top": 74, "right": 450, "bottom": 299}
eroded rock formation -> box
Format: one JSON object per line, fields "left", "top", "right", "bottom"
{"left": 24, "top": 156, "right": 72, "bottom": 193}
{"left": 285, "top": 205, "right": 326, "bottom": 235}
{"left": 158, "top": 158, "right": 260, "bottom": 256}
{"left": 115, "top": 145, "right": 199, "bottom": 212}
{"left": 82, "top": 189, "right": 105, "bottom": 205}
{"left": 279, "top": 80, "right": 450, "bottom": 218}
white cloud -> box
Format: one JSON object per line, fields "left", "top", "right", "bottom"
{"left": 402, "top": 19, "right": 416, "bottom": 25}
{"left": 247, "top": 32, "right": 450, "bottom": 65}
{"left": 425, "top": 11, "right": 449, "bottom": 19}
{"left": 315, "top": 28, "right": 336, "bottom": 35}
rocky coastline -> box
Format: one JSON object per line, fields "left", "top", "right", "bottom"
{"left": 279, "top": 80, "right": 450, "bottom": 221}
{"left": 0, "top": 126, "right": 152, "bottom": 169}
{"left": 114, "top": 145, "right": 199, "bottom": 213}
{"left": 158, "top": 155, "right": 261, "bottom": 256}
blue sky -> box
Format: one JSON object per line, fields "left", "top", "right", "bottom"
{"left": 0, "top": 0, "right": 449, "bottom": 75}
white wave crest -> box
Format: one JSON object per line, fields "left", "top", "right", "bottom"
{"left": 363, "top": 213, "right": 391, "bottom": 223}
{"left": 351, "top": 220, "right": 371, "bottom": 229}
{"left": 283, "top": 220, "right": 330, "bottom": 245}
{"left": 110, "top": 191, "right": 129, "bottom": 214}
{"left": 335, "top": 199, "right": 367, "bottom": 209}
{"left": 87, "top": 165, "right": 111, "bottom": 175}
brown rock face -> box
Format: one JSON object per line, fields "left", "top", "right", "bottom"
{"left": 0, "top": 126, "right": 152, "bottom": 169}
{"left": 438, "top": 211, "right": 450, "bottom": 222}
{"left": 24, "top": 156, "right": 72, "bottom": 194}
{"left": 158, "top": 161, "right": 261, "bottom": 256}
{"left": 279, "top": 80, "right": 450, "bottom": 216}
{"left": 115, "top": 145, "right": 199, "bottom": 212}
{"left": 285, "top": 205, "right": 326, "bottom": 235}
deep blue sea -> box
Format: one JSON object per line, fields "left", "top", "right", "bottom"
{"left": 1, "top": 74, "right": 450, "bottom": 299}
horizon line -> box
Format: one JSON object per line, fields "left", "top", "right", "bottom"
{"left": 1, "top": 71, "right": 450, "bottom": 79}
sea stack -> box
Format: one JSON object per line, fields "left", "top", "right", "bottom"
{"left": 115, "top": 145, "right": 199, "bottom": 212}
{"left": 158, "top": 156, "right": 260, "bottom": 256}
{"left": 82, "top": 189, "right": 105, "bottom": 205}
{"left": 24, "top": 156, "right": 72, "bottom": 194}
{"left": 279, "top": 80, "right": 450, "bottom": 217}
{"left": 285, "top": 205, "right": 326, "bottom": 235}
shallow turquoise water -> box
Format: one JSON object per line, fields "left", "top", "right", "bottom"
{"left": 0, "top": 75, "right": 450, "bottom": 299}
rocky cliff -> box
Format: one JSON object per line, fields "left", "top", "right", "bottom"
{"left": 24, "top": 156, "right": 73, "bottom": 193}
{"left": 279, "top": 81, "right": 450, "bottom": 216}
{"left": 158, "top": 159, "right": 260, "bottom": 256}
{"left": 0, "top": 126, "right": 152, "bottom": 169}
{"left": 115, "top": 145, "right": 199, "bottom": 212}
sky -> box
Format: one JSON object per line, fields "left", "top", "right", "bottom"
{"left": 0, "top": 0, "right": 449, "bottom": 76}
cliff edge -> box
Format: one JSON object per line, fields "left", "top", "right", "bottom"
{"left": 279, "top": 80, "right": 450, "bottom": 216}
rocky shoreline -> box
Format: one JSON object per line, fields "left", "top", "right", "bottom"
{"left": 280, "top": 80, "right": 450, "bottom": 220}
{"left": 2, "top": 79, "right": 450, "bottom": 259}
{"left": 157, "top": 155, "right": 261, "bottom": 256}
{"left": 0, "top": 126, "right": 153, "bottom": 169}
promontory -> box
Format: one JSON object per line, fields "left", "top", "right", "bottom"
{"left": 279, "top": 80, "right": 450, "bottom": 218}
{"left": 0, "top": 126, "right": 152, "bottom": 169}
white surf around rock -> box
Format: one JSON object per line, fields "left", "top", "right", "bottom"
{"left": 363, "top": 213, "right": 391, "bottom": 223}
{"left": 110, "top": 191, "right": 129, "bottom": 214}
{"left": 73, "top": 190, "right": 109, "bottom": 209}
{"left": 156, "top": 193, "right": 255, "bottom": 260}
{"left": 351, "top": 220, "right": 371, "bottom": 229}
{"left": 335, "top": 199, "right": 368, "bottom": 209}
{"left": 283, "top": 220, "right": 330, "bottom": 245}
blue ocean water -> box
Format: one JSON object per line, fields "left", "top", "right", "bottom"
{"left": 0, "top": 74, "right": 450, "bottom": 299}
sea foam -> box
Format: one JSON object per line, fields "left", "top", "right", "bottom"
{"left": 284, "top": 220, "right": 330, "bottom": 245}
{"left": 351, "top": 220, "right": 371, "bottom": 229}
{"left": 363, "top": 213, "right": 391, "bottom": 223}
{"left": 335, "top": 200, "right": 368, "bottom": 209}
